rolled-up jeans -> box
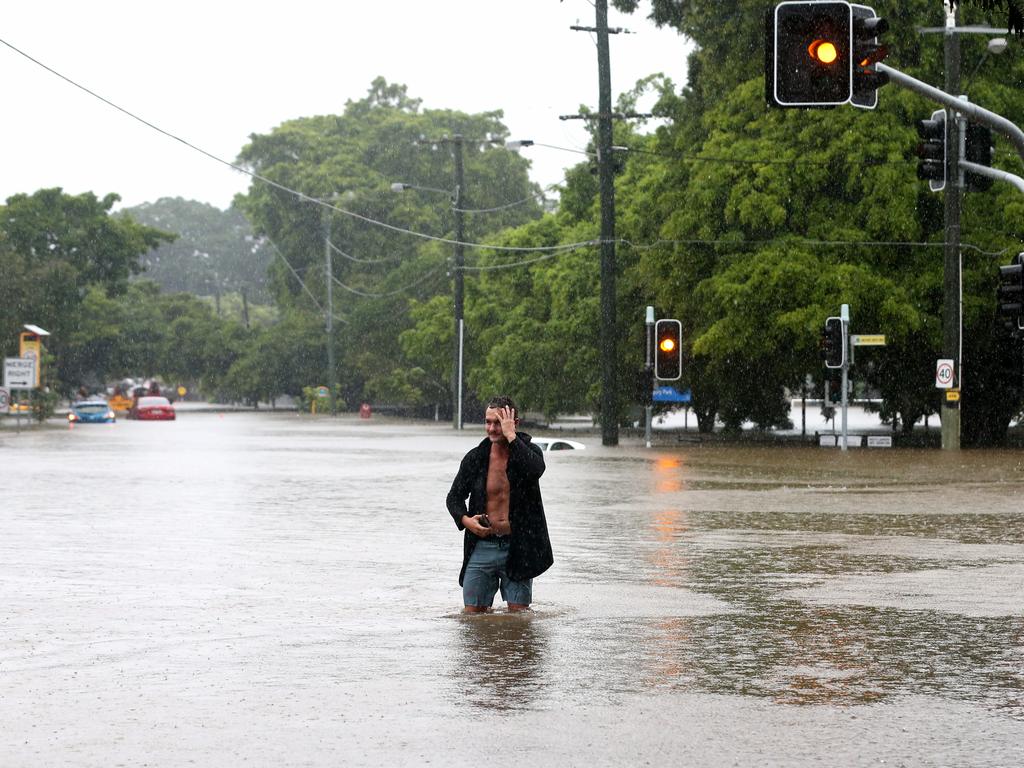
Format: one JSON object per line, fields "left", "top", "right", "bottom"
{"left": 463, "top": 537, "right": 532, "bottom": 607}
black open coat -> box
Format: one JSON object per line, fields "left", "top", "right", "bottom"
{"left": 445, "top": 432, "right": 553, "bottom": 586}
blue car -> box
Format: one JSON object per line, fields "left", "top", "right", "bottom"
{"left": 68, "top": 399, "right": 117, "bottom": 424}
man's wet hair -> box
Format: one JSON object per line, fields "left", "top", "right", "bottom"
{"left": 486, "top": 395, "right": 518, "bottom": 415}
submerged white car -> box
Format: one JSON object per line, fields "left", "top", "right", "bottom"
{"left": 531, "top": 437, "right": 585, "bottom": 452}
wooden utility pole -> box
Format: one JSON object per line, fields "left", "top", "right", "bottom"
{"left": 566, "top": 2, "right": 648, "bottom": 446}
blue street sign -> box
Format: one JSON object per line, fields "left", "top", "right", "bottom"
{"left": 652, "top": 386, "right": 691, "bottom": 403}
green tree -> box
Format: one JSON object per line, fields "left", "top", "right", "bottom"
{"left": 0, "top": 189, "right": 174, "bottom": 393}
{"left": 606, "top": 0, "right": 1024, "bottom": 442}
{"left": 235, "top": 78, "right": 543, "bottom": 409}
{"left": 121, "top": 197, "right": 274, "bottom": 301}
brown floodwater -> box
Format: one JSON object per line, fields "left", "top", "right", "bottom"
{"left": 2, "top": 413, "right": 1022, "bottom": 766}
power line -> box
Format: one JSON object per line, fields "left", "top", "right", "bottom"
{"left": 624, "top": 237, "right": 1014, "bottom": 258}
{"left": 454, "top": 187, "right": 551, "bottom": 214}
{"left": 327, "top": 240, "right": 403, "bottom": 264}
{"left": 331, "top": 266, "right": 447, "bottom": 298}
{"left": 263, "top": 237, "right": 347, "bottom": 324}
{"left": 462, "top": 235, "right": 1014, "bottom": 274}
{"left": 0, "top": 36, "right": 590, "bottom": 256}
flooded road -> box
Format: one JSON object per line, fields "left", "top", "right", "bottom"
{"left": 2, "top": 413, "right": 1023, "bottom": 766}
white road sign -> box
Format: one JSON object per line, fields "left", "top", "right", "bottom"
{"left": 935, "top": 359, "right": 955, "bottom": 389}
{"left": 3, "top": 357, "right": 36, "bottom": 389}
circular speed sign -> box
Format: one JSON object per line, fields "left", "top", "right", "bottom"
{"left": 935, "top": 360, "right": 955, "bottom": 389}
{"left": 0, "top": 387, "right": 9, "bottom": 411}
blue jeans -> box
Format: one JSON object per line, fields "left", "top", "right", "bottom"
{"left": 463, "top": 538, "right": 532, "bottom": 608}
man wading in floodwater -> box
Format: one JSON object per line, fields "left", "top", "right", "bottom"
{"left": 446, "top": 395, "right": 553, "bottom": 613}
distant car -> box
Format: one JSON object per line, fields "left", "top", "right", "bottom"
{"left": 130, "top": 396, "right": 176, "bottom": 421}
{"left": 68, "top": 400, "right": 117, "bottom": 424}
{"left": 531, "top": 437, "right": 585, "bottom": 452}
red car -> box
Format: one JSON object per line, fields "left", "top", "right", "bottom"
{"left": 130, "top": 396, "right": 176, "bottom": 421}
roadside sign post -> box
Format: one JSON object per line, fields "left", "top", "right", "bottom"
{"left": 5, "top": 357, "right": 37, "bottom": 435}
{"left": 4, "top": 357, "right": 36, "bottom": 390}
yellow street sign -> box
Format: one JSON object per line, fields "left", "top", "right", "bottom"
{"left": 851, "top": 334, "right": 886, "bottom": 346}
{"left": 946, "top": 389, "right": 960, "bottom": 402}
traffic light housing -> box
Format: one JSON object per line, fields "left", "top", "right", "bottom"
{"left": 997, "top": 253, "right": 1024, "bottom": 331}
{"left": 851, "top": 4, "right": 889, "bottom": 109}
{"left": 655, "top": 319, "right": 682, "bottom": 380}
{"left": 916, "top": 109, "right": 946, "bottom": 193}
{"left": 821, "top": 316, "right": 846, "bottom": 369}
{"left": 964, "top": 122, "right": 994, "bottom": 192}
{"left": 767, "top": 1, "right": 852, "bottom": 107}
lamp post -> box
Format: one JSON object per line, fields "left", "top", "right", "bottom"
{"left": 392, "top": 157, "right": 465, "bottom": 430}
{"left": 311, "top": 191, "right": 348, "bottom": 415}
{"left": 393, "top": 137, "right": 530, "bottom": 429}
{"left": 323, "top": 203, "right": 336, "bottom": 414}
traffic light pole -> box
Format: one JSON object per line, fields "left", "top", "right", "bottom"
{"left": 870, "top": 60, "right": 1024, "bottom": 450}
{"left": 941, "top": 23, "right": 962, "bottom": 451}
{"left": 959, "top": 160, "right": 1024, "bottom": 193}
{"left": 840, "top": 304, "right": 850, "bottom": 452}
{"left": 645, "top": 306, "right": 654, "bottom": 449}
{"left": 876, "top": 63, "right": 1024, "bottom": 163}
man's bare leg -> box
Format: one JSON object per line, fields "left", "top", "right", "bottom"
{"left": 508, "top": 603, "right": 531, "bottom": 612}
{"left": 463, "top": 605, "right": 489, "bottom": 613}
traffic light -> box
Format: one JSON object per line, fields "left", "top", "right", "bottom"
{"left": 767, "top": 1, "right": 852, "bottom": 107}
{"left": 821, "top": 316, "right": 846, "bottom": 369}
{"left": 997, "top": 253, "right": 1024, "bottom": 331}
{"left": 916, "top": 109, "right": 946, "bottom": 193}
{"left": 964, "top": 122, "right": 994, "bottom": 192}
{"left": 655, "top": 319, "right": 682, "bottom": 380}
{"left": 851, "top": 5, "right": 889, "bottom": 109}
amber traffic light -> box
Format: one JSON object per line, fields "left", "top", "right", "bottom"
{"left": 655, "top": 319, "right": 682, "bottom": 380}
{"left": 767, "top": 1, "right": 851, "bottom": 107}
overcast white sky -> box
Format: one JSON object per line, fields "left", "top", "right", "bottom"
{"left": 1, "top": 1, "right": 691, "bottom": 211}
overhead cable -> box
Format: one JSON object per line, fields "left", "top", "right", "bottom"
{"left": 0, "top": 36, "right": 585, "bottom": 255}
{"left": 331, "top": 266, "right": 446, "bottom": 298}
{"left": 264, "top": 237, "right": 348, "bottom": 324}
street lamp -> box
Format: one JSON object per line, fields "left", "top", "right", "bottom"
{"left": 964, "top": 35, "right": 1008, "bottom": 91}
{"left": 390, "top": 182, "right": 452, "bottom": 197}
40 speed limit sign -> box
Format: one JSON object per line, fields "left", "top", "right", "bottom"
{"left": 0, "top": 387, "right": 9, "bottom": 412}
{"left": 935, "top": 359, "right": 955, "bottom": 389}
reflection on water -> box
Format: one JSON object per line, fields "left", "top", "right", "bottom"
{"left": 451, "top": 613, "right": 549, "bottom": 710}
{"left": 636, "top": 605, "right": 1024, "bottom": 716}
